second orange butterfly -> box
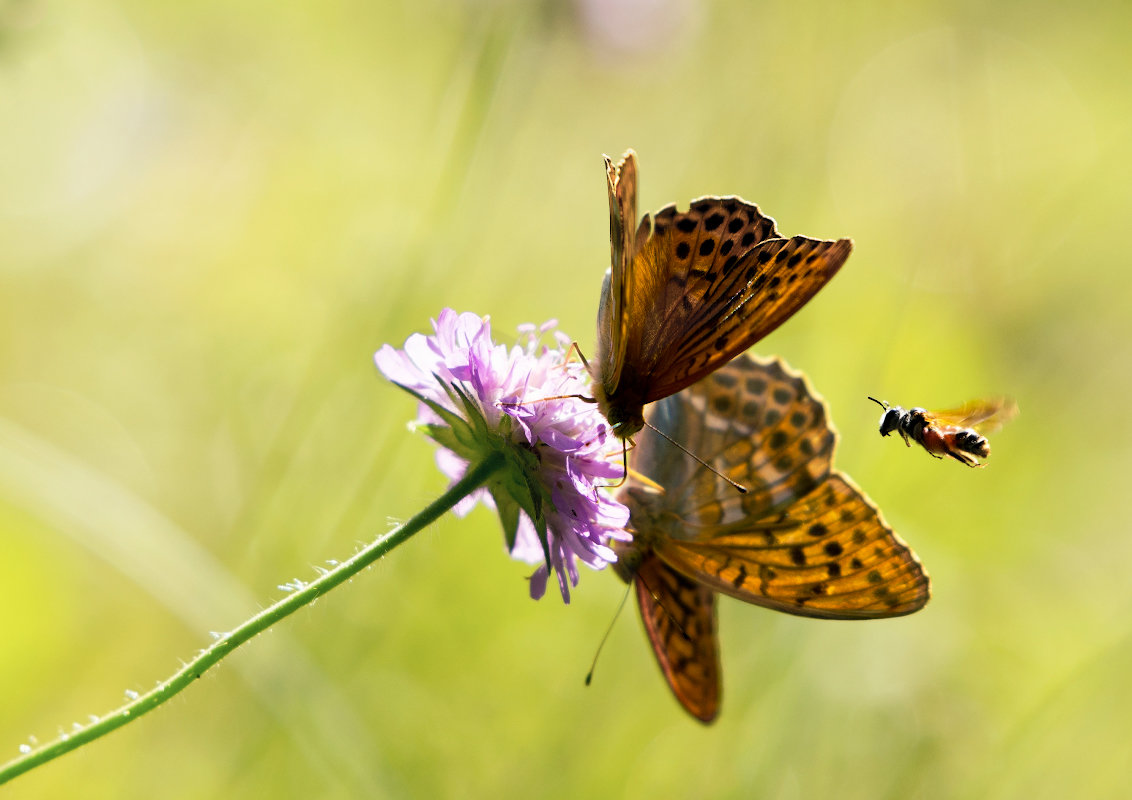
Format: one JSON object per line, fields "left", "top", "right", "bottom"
{"left": 615, "top": 354, "right": 930, "bottom": 722}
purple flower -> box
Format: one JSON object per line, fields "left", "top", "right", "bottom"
{"left": 375, "top": 309, "right": 630, "bottom": 602}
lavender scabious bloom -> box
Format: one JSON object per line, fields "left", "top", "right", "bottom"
{"left": 375, "top": 309, "right": 630, "bottom": 602}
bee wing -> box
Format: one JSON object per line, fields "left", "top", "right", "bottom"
{"left": 931, "top": 397, "right": 1018, "bottom": 435}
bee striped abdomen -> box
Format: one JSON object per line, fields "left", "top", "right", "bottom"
{"left": 950, "top": 428, "right": 990, "bottom": 459}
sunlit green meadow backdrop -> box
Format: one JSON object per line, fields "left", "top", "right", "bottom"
{"left": 2, "top": 0, "right": 1131, "bottom": 797}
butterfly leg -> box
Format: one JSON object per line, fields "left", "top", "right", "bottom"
{"left": 609, "top": 439, "right": 631, "bottom": 489}
{"left": 597, "top": 437, "right": 637, "bottom": 489}
{"left": 563, "top": 341, "right": 593, "bottom": 372}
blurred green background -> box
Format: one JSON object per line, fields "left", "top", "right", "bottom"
{"left": 2, "top": 0, "right": 1130, "bottom": 797}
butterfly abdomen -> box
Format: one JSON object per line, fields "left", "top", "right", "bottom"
{"left": 611, "top": 540, "right": 644, "bottom": 584}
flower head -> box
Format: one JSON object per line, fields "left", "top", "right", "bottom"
{"left": 375, "top": 309, "right": 630, "bottom": 602}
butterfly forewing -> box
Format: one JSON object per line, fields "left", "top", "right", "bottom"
{"left": 618, "top": 355, "right": 929, "bottom": 717}
{"left": 648, "top": 196, "right": 780, "bottom": 326}
{"left": 633, "top": 553, "right": 720, "bottom": 723}
{"left": 645, "top": 236, "right": 852, "bottom": 400}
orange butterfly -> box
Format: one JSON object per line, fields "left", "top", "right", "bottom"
{"left": 614, "top": 354, "right": 930, "bottom": 723}
{"left": 592, "top": 150, "right": 852, "bottom": 441}
{"left": 868, "top": 397, "right": 1019, "bottom": 467}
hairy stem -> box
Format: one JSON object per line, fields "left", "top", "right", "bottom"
{"left": 0, "top": 452, "right": 505, "bottom": 786}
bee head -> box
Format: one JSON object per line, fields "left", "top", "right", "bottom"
{"left": 868, "top": 396, "right": 903, "bottom": 436}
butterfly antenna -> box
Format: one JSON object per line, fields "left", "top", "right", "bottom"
{"left": 642, "top": 420, "right": 748, "bottom": 494}
{"left": 585, "top": 581, "right": 634, "bottom": 687}
{"left": 503, "top": 346, "right": 598, "bottom": 408}
{"left": 499, "top": 393, "right": 597, "bottom": 410}
{"left": 867, "top": 396, "right": 889, "bottom": 410}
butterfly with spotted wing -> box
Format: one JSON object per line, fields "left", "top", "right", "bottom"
{"left": 614, "top": 354, "right": 930, "bottom": 722}
{"left": 593, "top": 150, "right": 853, "bottom": 442}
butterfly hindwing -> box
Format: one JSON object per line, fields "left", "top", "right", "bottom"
{"left": 633, "top": 552, "right": 720, "bottom": 723}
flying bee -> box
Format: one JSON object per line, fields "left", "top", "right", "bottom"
{"left": 867, "top": 396, "right": 1018, "bottom": 467}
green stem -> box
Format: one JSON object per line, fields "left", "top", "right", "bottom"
{"left": 0, "top": 452, "right": 506, "bottom": 787}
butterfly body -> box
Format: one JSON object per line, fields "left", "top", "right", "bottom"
{"left": 616, "top": 356, "right": 930, "bottom": 722}
{"left": 593, "top": 150, "right": 852, "bottom": 440}
{"left": 870, "top": 397, "right": 1017, "bottom": 467}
